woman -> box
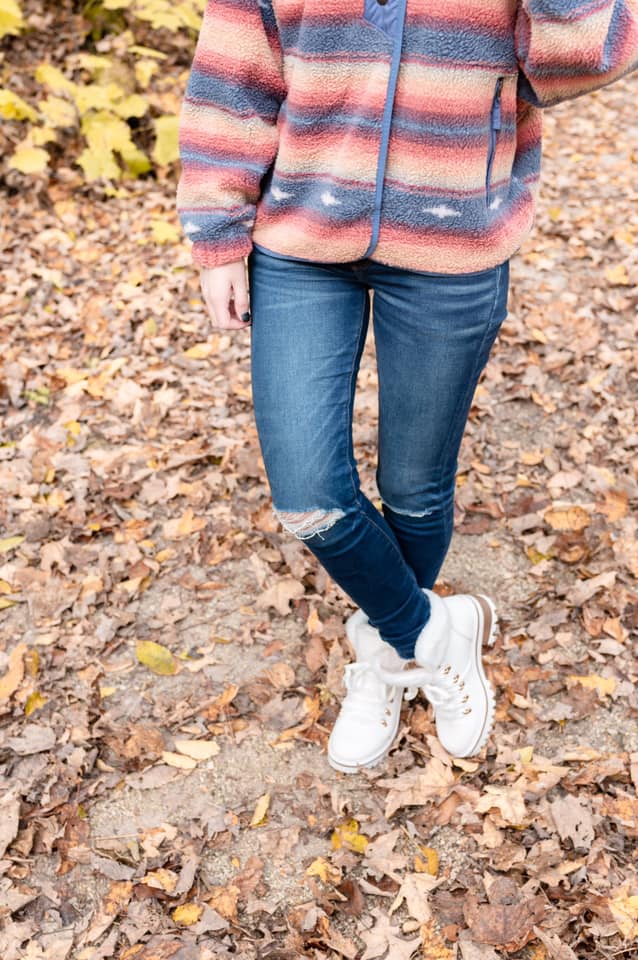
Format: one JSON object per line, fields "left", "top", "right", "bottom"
{"left": 176, "top": 0, "right": 638, "bottom": 772}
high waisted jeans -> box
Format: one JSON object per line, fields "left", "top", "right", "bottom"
{"left": 247, "top": 244, "right": 510, "bottom": 660}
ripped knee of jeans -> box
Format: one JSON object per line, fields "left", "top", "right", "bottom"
{"left": 273, "top": 506, "right": 346, "bottom": 540}
{"left": 380, "top": 498, "right": 436, "bottom": 519}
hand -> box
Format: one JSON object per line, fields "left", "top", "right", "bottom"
{"left": 199, "top": 259, "right": 251, "bottom": 329}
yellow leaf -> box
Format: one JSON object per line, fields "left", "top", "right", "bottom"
{"left": 135, "top": 58, "right": 161, "bottom": 89}
{"left": 172, "top": 903, "right": 203, "bottom": 926}
{"left": 0, "top": 1, "right": 23, "bottom": 38}
{"left": 135, "top": 639, "right": 178, "bottom": 675}
{"left": 32, "top": 124, "right": 57, "bottom": 147}
{"left": 518, "top": 745, "right": 534, "bottom": 764}
{"left": 605, "top": 263, "right": 630, "bottom": 286}
{"left": 520, "top": 449, "right": 545, "bottom": 466}
{"left": 25, "top": 691, "right": 47, "bottom": 716}
{"left": 567, "top": 674, "right": 616, "bottom": 699}
{"left": 40, "top": 94, "right": 77, "bottom": 128}
{"left": 0, "top": 642, "right": 27, "bottom": 700}
{"left": 250, "top": 791, "right": 271, "bottom": 827}
{"left": 0, "top": 597, "right": 16, "bottom": 610}
{"left": 76, "top": 147, "right": 122, "bottom": 181}
{"left": 34, "top": 63, "right": 78, "bottom": 97}
{"left": 151, "top": 219, "right": 180, "bottom": 244}
{"left": 608, "top": 893, "right": 638, "bottom": 939}
{"left": 142, "top": 868, "right": 178, "bottom": 892}
{"left": 128, "top": 43, "right": 169, "bottom": 61}
{"left": 0, "top": 87, "right": 37, "bottom": 120}
{"left": 152, "top": 114, "right": 179, "bottom": 166}
{"left": 613, "top": 228, "right": 634, "bottom": 246}
{"left": 331, "top": 818, "right": 368, "bottom": 853}
{"left": 0, "top": 535, "right": 25, "bottom": 554}
{"left": 99, "top": 686, "right": 117, "bottom": 698}
{"left": 415, "top": 845, "right": 439, "bottom": 876}
{"left": 173, "top": 738, "right": 220, "bottom": 761}
{"left": 9, "top": 144, "right": 49, "bottom": 173}
{"left": 543, "top": 505, "right": 591, "bottom": 532}
{"left": 161, "top": 750, "right": 197, "bottom": 769}
{"left": 305, "top": 857, "right": 342, "bottom": 884}
{"left": 183, "top": 342, "right": 213, "bottom": 360}
{"left": 547, "top": 206, "right": 562, "bottom": 222}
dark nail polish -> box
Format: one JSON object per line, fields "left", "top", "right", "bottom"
{"left": 241, "top": 311, "right": 251, "bottom": 323}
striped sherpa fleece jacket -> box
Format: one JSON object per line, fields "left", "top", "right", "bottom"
{"left": 176, "top": 0, "right": 638, "bottom": 274}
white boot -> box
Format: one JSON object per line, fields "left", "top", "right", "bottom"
{"left": 327, "top": 609, "right": 420, "bottom": 774}
{"left": 371, "top": 589, "right": 498, "bottom": 758}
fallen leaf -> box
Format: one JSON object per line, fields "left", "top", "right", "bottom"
{"left": 172, "top": 902, "right": 204, "bottom": 925}
{"left": 249, "top": 791, "right": 271, "bottom": 827}
{"left": 607, "top": 892, "right": 638, "bottom": 939}
{"left": 331, "top": 818, "right": 369, "bottom": 854}
{"left": 0, "top": 642, "right": 27, "bottom": 700}
{"left": 377, "top": 757, "right": 456, "bottom": 818}
{"left": 543, "top": 505, "right": 590, "bottom": 532}
{"left": 306, "top": 856, "right": 342, "bottom": 885}
{"left": 135, "top": 639, "right": 179, "bottom": 676}
{"left": 172, "top": 738, "right": 220, "bottom": 760}
{"left": 566, "top": 673, "right": 616, "bottom": 699}
{"left": 549, "top": 793, "right": 595, "bottom": 851}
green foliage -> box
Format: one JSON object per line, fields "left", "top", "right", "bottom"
{"left": 1, "top": 0, "right": 205, "bottom": 183}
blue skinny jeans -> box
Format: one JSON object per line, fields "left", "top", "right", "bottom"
{"left": 247, "top": 244, "right": 510, "bottom": 660}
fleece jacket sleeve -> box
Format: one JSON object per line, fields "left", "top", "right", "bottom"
{"left": 176, "top": 0, "right": 286, "bottom": 268}
{"left": 515, "top": 0, "right": 638, "bottom": 107}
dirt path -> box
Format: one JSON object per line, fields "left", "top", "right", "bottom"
{"left": 1, "top": 75, "right": 637, "bottom": 960}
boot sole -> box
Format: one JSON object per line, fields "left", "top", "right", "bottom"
{"left": 459, "top": 593, "right": 497, "bottom": 757}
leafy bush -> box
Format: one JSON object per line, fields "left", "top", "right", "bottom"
{"left": 0, "top": 0, "right": 205, "bottom": 185}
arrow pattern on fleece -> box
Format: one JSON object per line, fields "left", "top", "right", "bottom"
{"left": 176, "top": 0, "right": 638, "bottom": 272}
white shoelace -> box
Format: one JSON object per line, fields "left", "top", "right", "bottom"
{"left": 371, "top": 656, "right": 459, "bottom": 708}
{"left": 342, "top": 658, "right": 420, "bottom": 708}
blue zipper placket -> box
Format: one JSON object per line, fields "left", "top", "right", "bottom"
{"left": 362, "top": 0, "right": 409, "bottom": 260}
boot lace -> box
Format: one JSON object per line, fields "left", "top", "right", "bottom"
{"left": 371, "top": 657, "right": 461, "bottom": 710}
{"left": 341, "top": 658, "right": 420, "bottom": 711}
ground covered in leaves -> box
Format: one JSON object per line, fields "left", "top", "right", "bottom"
{"left": 1, "top": 59, "right": 638, "bottom": 960}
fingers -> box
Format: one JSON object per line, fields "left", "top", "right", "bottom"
{"left": 200, "top": 260, "right": 251, "bottom": 330}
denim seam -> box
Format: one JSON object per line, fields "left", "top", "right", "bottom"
{"left": 436, "top": 262, "right": 503, "bottom": 489}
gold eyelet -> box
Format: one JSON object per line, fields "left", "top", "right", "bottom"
{"left": 463, "top": 708, "right": 472, "bottom": 714}
{"left": 385, "top": 708, "right": 391, "bottom": 715}
{"left": 453, "top": 673, "right": 460, "bottom": 683}
{"left": 459, "top": 681, "right": 465, "bottom": 689}
{"left": 442, "top": 665, "right": 451, "bottom": 675}
{"left": 462, "top": 695, "right": 469, "bottom": 703}
{"left": 381, "top": 719, "right": 388, "bottom": 726}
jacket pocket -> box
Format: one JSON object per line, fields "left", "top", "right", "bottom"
{"left": 486, "top": 76, "right": 505, "bottom": 209}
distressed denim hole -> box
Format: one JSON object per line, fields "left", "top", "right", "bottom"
{"left": 273, "top": 507, "right": 346, "bottom": 540}
{"left": 381, "top": 498, "right": 435, "bottom": 519}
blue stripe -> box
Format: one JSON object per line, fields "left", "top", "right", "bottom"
{"left": 179, "top": 148, "right": 265, "bottom": 174}
{"left": 284, "top": 106, "right": 507, "bottom": 139}
{"left": 186, "top": 68, "right": 282, "bottom": 120}
{"left": 402, "top": 26, "right": 516, "bottom": 69}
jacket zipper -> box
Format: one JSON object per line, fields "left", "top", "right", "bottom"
{"left": 486, "top": 76, "right": 504, "bottom": 209}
